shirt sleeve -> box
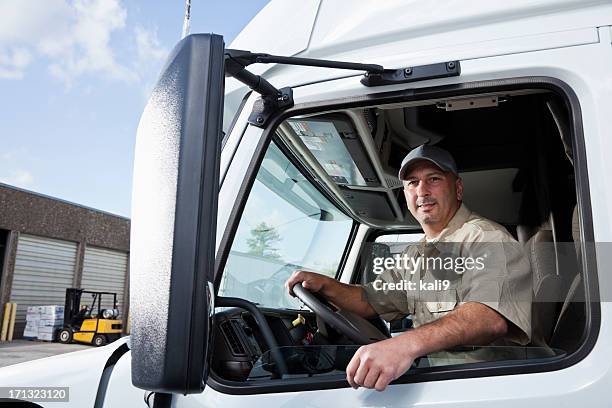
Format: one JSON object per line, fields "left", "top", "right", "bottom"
{"left": 458, "top": 229, "right": 532, "bottom": 345}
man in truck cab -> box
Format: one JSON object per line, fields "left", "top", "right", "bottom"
{"left": 285, "top": 144, "right": 532, "bottom": 391}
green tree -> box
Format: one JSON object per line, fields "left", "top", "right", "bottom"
{"left": 246, "top": 222, "right": 282, "bottom": 260}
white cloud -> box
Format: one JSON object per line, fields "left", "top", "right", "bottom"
{"left": 135, "top": 26, "right": 167, "bottom": 67}
{"left": 0, "top": 0, "right": 72, "bottom": 44}
{"left": 0, "top": 169, "right": 34, "bottom": 187}
{"left": 47, "top": 0, "right": 136, "bottom": 84}
{"left": 0, "top": 0, "right": 140, "bottom": 84}
{"left": 133, "top": 25, "right": 169, "bottom": 100}
{"left": 0, "top": 47, "right": 32, "bottom": 79}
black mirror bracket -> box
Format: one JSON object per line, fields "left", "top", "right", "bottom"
{"left": 248, "top": 87, "right": 293, "bottom": 128}
{"left": 225, "top": 48, "right": 383, "bottom": 128}
{"left": 225, "top": 49, "right": 461, "bottom": 125}
{"left": 225, "top": 49, "right": 295, "bottom": 128}
{"left": 361, "top": 61, "right": 461, "bottom": 87}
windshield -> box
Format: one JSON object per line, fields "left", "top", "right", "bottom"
{"left": 219, "top": 141, "right": 354, "bottom": 309}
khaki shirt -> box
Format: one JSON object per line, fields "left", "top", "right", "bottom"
{"left": 363, "top": 204, "right": 532, "bottom": 345}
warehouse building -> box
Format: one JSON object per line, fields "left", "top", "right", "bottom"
{"left": 0, "top": 183, "right": 130, "bottom": 338}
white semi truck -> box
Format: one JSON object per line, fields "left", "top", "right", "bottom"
{"left": 2, "top": 1, "right": 612, "bottom": 406}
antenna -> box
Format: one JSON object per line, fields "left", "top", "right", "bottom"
{"left": 181, "top": 0, "right": 192, "bottom": 39}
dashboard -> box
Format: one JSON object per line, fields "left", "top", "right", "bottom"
{"left": 212, "top": 307, "right": 320, "bottom": 381}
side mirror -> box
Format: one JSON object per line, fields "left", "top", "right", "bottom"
{"left": 130, "top": 33, "right": 224, "bottom": 394}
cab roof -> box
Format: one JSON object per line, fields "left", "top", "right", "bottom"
{"left": 227, "top": 0, "right": 610, "bottom": 90}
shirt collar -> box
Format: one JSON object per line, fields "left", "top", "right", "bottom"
{"left": 416, "top": 203, "right": 471, "bottom": 253}
{"left": 436, "top": 203, "right": 471, "bottom": 241}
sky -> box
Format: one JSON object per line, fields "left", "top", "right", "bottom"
{"left": 0, "top": 0, "right": 270, "bottom": 217}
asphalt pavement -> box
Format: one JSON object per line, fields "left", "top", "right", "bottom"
{"left": 0, "top": 339, "right": 90, "bottom": 368}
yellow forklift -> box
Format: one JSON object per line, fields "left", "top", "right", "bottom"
{"left": 57, "top": 288, "right": 123, "bottom": 346}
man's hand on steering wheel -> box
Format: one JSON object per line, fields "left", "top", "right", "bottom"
{"left": 285, "top": 270, "right": 408, "bottom": 390}
{"left": 285, "top": 270, "right": 331, "bottom": 298}
{"left": 285, "top": 269, "right": 407, "bottom": 390}
{"left": 286, "top": 269, "right": 389, "bottom": 344}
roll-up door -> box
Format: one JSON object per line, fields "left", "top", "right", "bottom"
{"left": 80, "top": 246, "right": 128, "bottom": 319}
{"left": 9, "top": 234, "right": 77, "bottom": 336}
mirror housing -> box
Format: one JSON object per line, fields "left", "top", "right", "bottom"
{"left": 130, "top": 33, "right": 224, "bottom": 394}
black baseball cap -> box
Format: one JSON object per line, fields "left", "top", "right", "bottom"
{"left": 398, "top": 145, "right": 458, "bottom": 180}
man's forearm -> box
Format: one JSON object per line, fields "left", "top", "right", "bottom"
{"left": 321, "top": 280, "right": 377, "bottom": 318}
{"left": 396, "top": 302, "right": 508, "bottom": 358}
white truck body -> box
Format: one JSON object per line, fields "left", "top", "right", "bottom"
{"left": 1, "top": 1, "right": 612, "bottom": 406}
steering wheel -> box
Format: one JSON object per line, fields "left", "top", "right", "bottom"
{"left": 292, "top": 283, "right": 389, "bottom": 345}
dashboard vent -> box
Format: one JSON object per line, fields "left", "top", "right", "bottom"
{"left": 220, "top": 320, "right": 246, "bottom": 356}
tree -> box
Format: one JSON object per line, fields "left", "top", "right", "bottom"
{"left": 246, "top": 222, "right": 282, "bottom": 259}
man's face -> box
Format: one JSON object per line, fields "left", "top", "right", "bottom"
{"left": 403, "top": 161, "right": 463, "bottom": 230}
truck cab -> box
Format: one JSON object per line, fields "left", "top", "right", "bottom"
{"left": 2, "top": 1, "right": 612, "bottom": 407}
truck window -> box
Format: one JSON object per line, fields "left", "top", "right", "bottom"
{"left": 222, "top": 85, "right": 251, "bottom": 148}
{"left": 210, "top": 82, "right": 596, "bottom": 393}
{"left": 218, "top": 141, "right": 354, "bottom": 309}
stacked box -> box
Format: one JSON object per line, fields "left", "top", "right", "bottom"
{"left": 23, "top": 322, "right": 38, "bottom": 339}
{"left": 40, "top": 305, "right": 64, "bottom": 315}
{"left": 27, "top": 306, "right": 41, "bottom": 314}
{"left": 38, "top": 305, "right": 64, "bottom": 341}
{"left": 40, "top": 305, "right": 64, "bottom": 319}
{"left": 24, "top": 305, "right": 64, "bottom": 341}
{"left": 39, "top": 318, "right": 63, "bottom": 327}
{"left": 38, "top": 326, "right": 59, "bottom": 341}
{"left": 24, "top": 307, "right": 41, "bottom": 339}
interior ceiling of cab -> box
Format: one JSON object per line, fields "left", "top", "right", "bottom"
{"left": 275, "top": 89, "right": 566, "bottom": 230}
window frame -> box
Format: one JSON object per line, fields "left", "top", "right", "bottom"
{"left": 209, "top": 76, "right": 600, "bottom": 395}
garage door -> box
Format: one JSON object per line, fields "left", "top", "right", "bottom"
{"left": 80, "top": 246, "right": 128, "bottom": 319}
{"left": 10, "top": 234, "right": 77, "bottom": 336}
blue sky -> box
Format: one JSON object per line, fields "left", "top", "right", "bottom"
{"left": 0, "top": 0, "right": 270, "bottom": 217}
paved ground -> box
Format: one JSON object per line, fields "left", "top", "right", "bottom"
{"left": 0, "top": 339, "right": 90, "bottom": 368}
